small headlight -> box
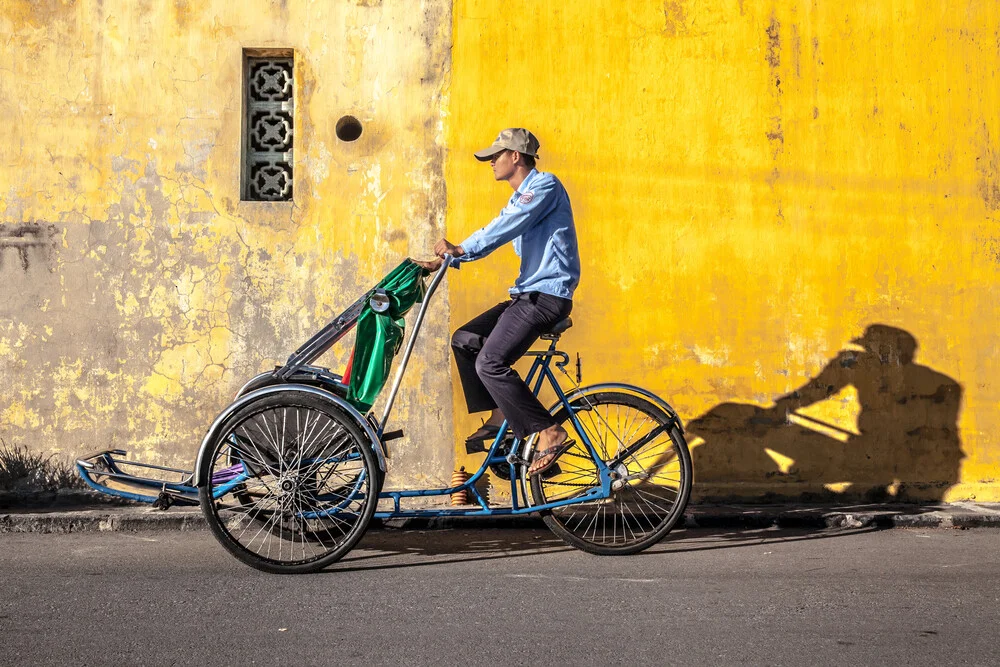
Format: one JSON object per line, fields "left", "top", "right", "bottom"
{"left": 369, "top": 289, "right": 390, "bottom": 313}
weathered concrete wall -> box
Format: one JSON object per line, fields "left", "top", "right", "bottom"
{"left": 0, "top": 0, "right": 455, "bottom": 487}
{"left": 448, "top": 0, "right": 1000, "bottom": 501}
{"left": 5, "top": 0, "right": 999, "bottom": 503}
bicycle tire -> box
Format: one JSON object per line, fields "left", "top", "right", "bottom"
{"left": 530, "top": 390, "right": 692, "bottom": 555}
{"left": 198, "top": 390, "right": 378, "bottom": 574}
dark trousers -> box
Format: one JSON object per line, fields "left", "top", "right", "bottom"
{"left": 451, "top": 292, "right": 573, "bottom": 439}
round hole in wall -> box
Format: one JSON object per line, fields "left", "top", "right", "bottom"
{"left": 336, "top": 115, "right": 363, "bottom": 142}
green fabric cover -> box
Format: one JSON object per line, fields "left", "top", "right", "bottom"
{"left": 346, "top": 259, "right": 429, "bottom": 412}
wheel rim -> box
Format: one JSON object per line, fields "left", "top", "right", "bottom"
{"left": 534, "top": 395, "right": 687, "bottom": 549}
{"left": 206, "top": 402, "right": 372, "bottom": 566}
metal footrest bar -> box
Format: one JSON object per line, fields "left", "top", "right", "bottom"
{"left": 76, "top": 450, "right": 200, "bottom": 506}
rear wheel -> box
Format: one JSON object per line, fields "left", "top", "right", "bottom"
{"left": 198, "top": 390, "right": 378, "bottom": 574}
{"left": 530, "top": 391, "right": 692, "bottom": 555}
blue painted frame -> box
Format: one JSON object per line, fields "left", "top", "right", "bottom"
{"left": 76, "top": 450, "right": 255, "bottom": 505}
{"left": 372, "top": 338, "right": 613, "bottom": 518}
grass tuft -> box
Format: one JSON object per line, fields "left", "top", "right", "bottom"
{"left": 0, "top": 438, "right": 86, "bottom": 492}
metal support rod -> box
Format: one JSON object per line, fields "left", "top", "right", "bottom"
{"left": 105, "top": 459, "right": 193, "bottom": 475}
{"left": 378, "top": 255, "right": 451, "bottom": 432}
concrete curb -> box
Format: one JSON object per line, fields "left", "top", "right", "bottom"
{"left": 0, "top": 508, "right": 206, "bottom": 534}
{"left": 3, "top": 503, "right": 1000, "bottom": 534}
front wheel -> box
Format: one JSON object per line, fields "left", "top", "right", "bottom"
{"left": 530, "top": 391, "right": 692, "bottom": 555}
{"left": 198, "top": 390, "right": 378, "bottom": 574}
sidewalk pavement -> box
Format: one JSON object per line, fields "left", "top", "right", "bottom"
{"left": 3, "top": 502, "right": 1000, "bottom": 534}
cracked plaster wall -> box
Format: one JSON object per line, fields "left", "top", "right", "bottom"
{"left": 448, "top": 0, "right": 1000, "bottom": 501}
{"left": 0, "top": 0, "right": 455, "bottom": 488}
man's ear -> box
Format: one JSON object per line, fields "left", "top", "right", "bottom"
{"left": 510, "top": 151, "right": 523, "bottom": 166}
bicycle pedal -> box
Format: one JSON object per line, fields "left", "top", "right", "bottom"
{"left": 506, "top": 457, "right": 561, "bottom": 478}
{"left": 542, "top": 463, "right": 562, "bottom": 479}
{"left": 468, "top": 433, "right": 515, "bottom": 456}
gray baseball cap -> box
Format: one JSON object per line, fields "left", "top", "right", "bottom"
{"left": 474, "top": 128, "right": 540, "bottom": 161}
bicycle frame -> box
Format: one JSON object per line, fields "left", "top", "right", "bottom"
{"left": 374, "top": 341, "right": 615, "bottom": 518}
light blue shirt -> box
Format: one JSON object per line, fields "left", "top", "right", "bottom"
{"left": 456, "top": 169, "right": 580, "bottom": 300}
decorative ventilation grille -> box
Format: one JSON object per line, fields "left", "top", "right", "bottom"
{"left": 244, "top": 57, "right": 294, "bottom": 201}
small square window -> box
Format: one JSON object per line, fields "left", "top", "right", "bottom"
{"left": 242, "top": 51, "right": 294, "bottom": 201}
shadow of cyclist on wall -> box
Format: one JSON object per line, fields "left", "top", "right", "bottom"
{"left": 688, "top": 324, "right": 964, "bottom": 503}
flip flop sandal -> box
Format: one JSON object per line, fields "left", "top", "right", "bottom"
{"left": 465, "top": 424, "right": 501, "bottom": 454}
{"left": 529, "top": 439, "right": 576, "bottom": 477}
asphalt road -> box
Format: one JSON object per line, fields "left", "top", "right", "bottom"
{"left": 1, "top": 526, "right": 998, "bottom": 666}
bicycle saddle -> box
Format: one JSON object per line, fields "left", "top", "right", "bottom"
{"left": 540, "top": 317, "right": 573, "bottom": 340}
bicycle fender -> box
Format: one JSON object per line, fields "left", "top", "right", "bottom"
{"left": 550, "top": 382, "right": 685, "bottom": 432}
{"left": 192, "top": 383, "right": 387, "bottom": 487}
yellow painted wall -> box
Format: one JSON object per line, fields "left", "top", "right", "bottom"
{"left": 448, "top": 0, "right": 1000, "bottom": 501}
{"left": 3, "top": 0, "right": 998, "bottom": 504}
{"left": 0, "top": 0, "right": 455, "bottom": 487}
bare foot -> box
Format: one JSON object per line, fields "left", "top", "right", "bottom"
{"left": 484, "top": 409, "right": 506, "bottom": 428}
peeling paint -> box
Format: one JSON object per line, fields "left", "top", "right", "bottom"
{"left": 0, "top": 0, "right": 455, "bottom": 487}
{"left": 662, "top": 1, "right": 686, "bottom": 37}
{"left": 976, "top": 122, "right": 1000, "bottom": 211}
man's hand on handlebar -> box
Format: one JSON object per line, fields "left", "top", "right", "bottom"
{"left": 413, "top": 239, "right": 466, "bottom": 273}
{"left": 433, "top": 239, "right": 465, "bottom": 259}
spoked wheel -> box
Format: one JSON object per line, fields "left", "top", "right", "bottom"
{"left": 529, "top": 391, "right": 692, "bottom": 555}
{"left": 198, "top": 390, "right": 378, "bottom": 574}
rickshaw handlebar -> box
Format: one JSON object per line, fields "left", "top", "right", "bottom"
{"left": 438, "top": 253, "right": 453, "bottom": 275}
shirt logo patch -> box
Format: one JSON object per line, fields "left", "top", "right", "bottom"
{"left": 518, "top": 191, "right": 534, "bottom": 205}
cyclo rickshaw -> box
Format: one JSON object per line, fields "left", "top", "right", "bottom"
{"left": 78, "top": 256, "right": 692, "bottom": 573}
